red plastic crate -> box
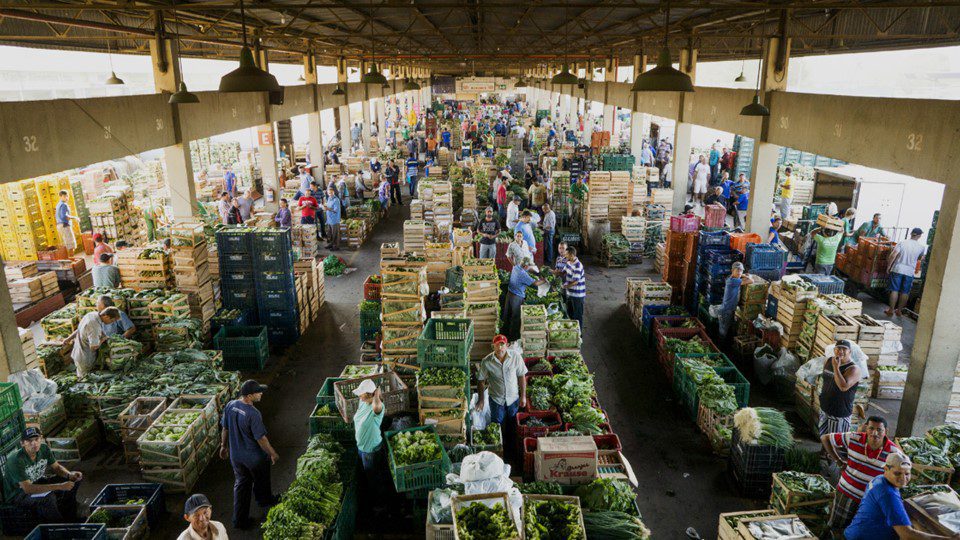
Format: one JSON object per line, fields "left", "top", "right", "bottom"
{"left": 363, "top": 275, "right": 381, "bottom": 301}
{"left": 593, "top": 433, "right": 622, "bottom": 451}
{"left": 651, "top": 316, "right": 705, "bottom": 336}
{"left": 655, "top": 328, "right": 716, "bottom": 383}
{"left": 517, "top": 411, "right": 563, "bottom": 442}
{"left": 704, "top": 204, "right": 726, "bottom": 229}
{"left": 523, "top": 437, "right": 538, "bottom": 479}
{"left": 523, "top": 374, "right": 556, "bottom": 414}
{"left": 670, "top": 214, "right": 700, "bottom": 233}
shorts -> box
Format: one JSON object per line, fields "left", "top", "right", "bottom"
{"left": 693, "top": 178, "right": 708, "bottom": 194}
{"left": 889, "top": 272, "right": 914, "bottom": 294}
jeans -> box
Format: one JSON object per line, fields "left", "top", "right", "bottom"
{"left": 300, "top": 215, "right": 315, "bottom": 225}
{"left": 489, "top": 399, "right": 520, "bottom": 462}
{"left": 408, "top": 176, "right": 418, "bottom": 197}
{"left": 358, "top": 443, "right": 388, "bottom": 500}
{"left": 13, "top": 477, "right": 80, "bottom": 523}
{"left": 503, "top": 292, "right": 525, "bottom": 341}
{"left": 231, "top": 457, "right": 274, "bottom": 527}
{"left": 566, "top": 296, "right": 584, "bottom": 329}
{"left": 479, "top": 243, "right": 497, "bottom": 259}
{"left": 390, "top": 183, "right": 403, "bottom": 205}
{"left": 326, "top": 223, "right": 340, "bottom": 249}
{"left": 544, "top": 230, "right": 555, "bottom": 266}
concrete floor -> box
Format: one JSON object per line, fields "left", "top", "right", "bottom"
{"left": 42, "top": 192, "right": 918, "bottom": 539}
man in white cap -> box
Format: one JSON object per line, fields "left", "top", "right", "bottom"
{"left": 352, "top": 379, "right": 385, "bottom": 496}
{"left": 178, "top": 493, "right": 228, "bottom": 540}
{"left": 845, "top": 452, "right": 960, "bottom": 539}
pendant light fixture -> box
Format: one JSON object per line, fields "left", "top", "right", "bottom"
{"left": 360, "top": 27, "right": 387, "bottom": 85}
{"left": 332, "top": 58, "right": 346, "bottom": 95}
{"left": 332, "top": 83, "right": 345, "bottom": 96}
{"left": 551, "top": 64, "right": 579, "bottom": 85}
{"left": 734, "top": 60, "right": 746, "bottom": 82}
{"left": 740, "top": 47, "right": 769, "bottom": 117}
{"left": 218, "top": 0, "right": 281, "bottom": 93}
{"left": 105, "top": 39, "right": 125, "bottom": 85}
{"left": 403, "top": 67, "right": 421, "bottom": 91}
{"left": 631, "top": 3, "right": 693, "bottom": 92}
{"left": 168, "top": 3, "right": 199, "bottom": 104}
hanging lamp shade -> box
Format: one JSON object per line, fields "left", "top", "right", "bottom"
{"left": 382, "top": 79, "right": 390, "bottom": 89}
{"left": 105, "top": 71, "right": 125, "bottom": 85}
{"left": 734, "top": 72, "right": 746, "bottom": 83}
{"left": 577, "top": 77, "right": 586, "bottom": 89}
{"left": 360, "top": 63, "right": 388, "bottom": 85}
{"left": 219, "top": 46, "right": 282, "bottom": 93}
{"left": 551, "top": 64, "right": 579, "bottom": 85}
{"left": 739, "top": 94, "right": 770, "bottom": 116}
{"left": 515, "top": 76, "right": 526, "bottom": 87}
{"left": 169, "top": 82, "right": 200, "bottom": 104}
{"left": 332, "top": 83, "right": 345, "bottom": 96}
{"left": 631, "top": 46, "right": 693, "bottom": 92}
{"left": 403, "top": 78, "right": 421, "bottom": 91}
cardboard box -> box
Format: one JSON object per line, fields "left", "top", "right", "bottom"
{"left": 535, "top": 435, "right": 598, "bottom": 484}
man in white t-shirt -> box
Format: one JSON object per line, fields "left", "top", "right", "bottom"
{"left": 71, "top": 308, "right": 120, "bottom": 378}
{"left": 693, "top": 155, "right": 711, "bottom": 206}
{"left": 885, "top": 228, "right": 926, "bottom": 317}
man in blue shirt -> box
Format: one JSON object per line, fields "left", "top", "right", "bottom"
{"left": 503, "top": 256, "right": 546, "bottom": 340}
{"left": 223, "top": 166, "right": 237, "bottom": 196}
{"left": 845, "top": 452, "right": 958, "bottom": 540}
{"left": 405, "top": 155, "right": 419, "bottom": 197}
{"left": 515, "top": 210, "right": 537, "bottom": 258}
{"left": 220, "top": 380, "right": 279, "bottom": 530}
{"left": 322, "top": 186, "right": 342, "bottom": 250}
{"left": 96, "top": 296, "right": 136, "bottom": 338}
{"left": 55, "top": 190, "right": 78, "bottom": 251}
{"left": 441, "top": 128, "right": 452, "bottom": 148}
{"left": 719, "top": 263, "right": 753, "bottom": 338}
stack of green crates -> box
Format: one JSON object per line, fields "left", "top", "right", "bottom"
{"left": 416, "top": 319, "right": 474, "bottom": 449}
{"left": 310, "top": 377, "right": 354, "bottom": 446}
{"left": 0, "top": 383, "right": 27, "bottom": 501}
{"left": 359, "top": 300, "right": 381, "bottom": 343}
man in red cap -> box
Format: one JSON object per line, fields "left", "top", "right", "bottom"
{"left": 475, "top": 334, "right": 527, "bottom": 462}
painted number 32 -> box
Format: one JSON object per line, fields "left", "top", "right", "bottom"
{"left": 22, "top": 136, "right": 39, "bottom": 152}
{"left": 907, "top": 133, "right": 923, "bottom": 152}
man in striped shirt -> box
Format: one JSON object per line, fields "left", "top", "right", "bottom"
{"left": 561, "top": 246, "right": 586, "bottom": 328}
{"left": 821, "top": 415, "right": 899, "bottom": 530}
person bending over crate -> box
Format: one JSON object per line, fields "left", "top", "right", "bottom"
{"left": 3, "top": 427, "right": 82, "bottom": 523}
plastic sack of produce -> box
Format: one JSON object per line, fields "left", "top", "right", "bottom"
{"left": 753, "top": 345, "right": 779, "bottom": 385}
{"left": 429, "top": 488, "right": 458, "bottom": 524}
{"left": 446, "top": 451, "right": 524, "bottom": 531}
{"left": 9, "top": 368, "right": 58, "bottom": 413}
{"left": 470, "top": 389, "right": 491, "bottom": 431}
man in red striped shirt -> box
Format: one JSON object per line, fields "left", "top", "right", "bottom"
{"left": 821, "top": 415, "right": 899, "bottom": 531}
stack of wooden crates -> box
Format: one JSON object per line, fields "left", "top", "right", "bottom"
{"left": 169, "top": 222, "right": 215, "bottom": 334}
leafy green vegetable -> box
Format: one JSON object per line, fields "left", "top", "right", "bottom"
{"left": 562, "top": 402, "right": 605, "bottom": 435}
{"left": 323, "top": 255, "right": 346, "bottom": 276}
{"left": 390, "top": 429, "right": 443, "bottom": 466}
{"left": 574, "top": 479, "right": 638, "bottom": 515}
{"left": 418, "top": 367, "right": 468, "bottom": 388}
{"left": 524, "top": 498, "right": 585, "bottom": 540}
{"left": 516, "top": 481, "right": 564, "bottom": 495}
{"left": 472, "top": 423, "right": 502, "bottom": 447}
{"left": 552, "top": 354, "right": 588, "bottom": 375}
{"left": 582, "top": 511, "right": 652, "bottom": 539}
{"left": 528, "top": 385, "right": 553, "bottom": 411}
{"left": 456, "top": 501, "right": 518, "bottom": 540}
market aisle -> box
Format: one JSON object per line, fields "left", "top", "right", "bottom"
{"left": 579, "top": 259, "right": 759, "bottom": 538}
{"left": 143, "top": 202, "right": 409, "bottom": 539}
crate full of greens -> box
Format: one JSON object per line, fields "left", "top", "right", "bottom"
{"left": 452, "top": 492, "right": 520, "bottom": 540}
{"left": 471, "top": 422, "right": 503, "bottom": 455}
{"left": 46, "top": 416, "right": 100, "bottom": 464}
{"left": 770, "top": 472, "right": 833, "bottom": 529}
{"left": 386, "top": 426, "right": 451, "bottom": 493}
{"left": 85, "top": 504, "right": 147, "bottom": 540}
{"left": 137, "top": 410, "right": 202, "bottom": 466}
{"left": 522, "top": 494, "right": 585, "bottom": 540}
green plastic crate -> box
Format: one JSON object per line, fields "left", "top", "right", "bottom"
{"left": 0, "top": 384, "right": 22, "bottom": 424}
{"left": 214, "top": 326, "right": 269, "bottom": 371}
{"left": 316, "top": 377, "right": 345, "bottom": 406}
{"left": 673, "top": 359, "right": 748, "bottom": 421}
{"left": 417, "top": 319, "right": 474, "bottom": 369}
{"left": 385, "top": 426, "right": 451, "bottom": 493}
{"left": 309, "top": 404, "right": 355, "bottom": 444}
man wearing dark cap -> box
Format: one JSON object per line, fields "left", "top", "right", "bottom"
{"left": 220, "top": 380, "right": 279, "bottom": 529}
{"left": 818, "top": 340, "right": 862, "bottom": 437}
{"left": 3, "top": 427, "right": 82, "bottom": 522}
{"left": 885, "top": 227, "right": 926, "bottom": 317}
{"left": 178, "top": 493, "right": 228, "bottom": 540}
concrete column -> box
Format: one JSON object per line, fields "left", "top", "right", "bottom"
{"left": 744, "top": 142, "right": 780, "bottom": 234}
{"left": 304, "top": 54, "right": 324, "bottom": 178}
{"left": 150, "top": 37, "right": 197, "bottom": 219}
{"left": 744, "top": 37, "right": 790, "bottom": 233}
{"left": 257, "top": 120, "right": 280, "bottom": 207}
{"left": 671, "top": 122, "right": 694, "bottom": 212}
{"left": 602, "top": 57, "right": 618, "bottom": 134}
{"left": 360, "top": 61, "right": 372, "bottom": 152}
{"left": 898, "top": 184, "right": 960, "bottom": 436}
{"left": 336, "top": 57, "right": 351, "bottom": 155}
{"left": 0, "top": 258, "right": 26, "bottom": 378}
{"left": 629, "top": 54, "right": 648, "bottom": 158}
{"left": 376, "top": 94, "right": 387, "bottom": 147}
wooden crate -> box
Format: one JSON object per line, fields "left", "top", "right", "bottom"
{"left": 718, "top": 509, "right": 777, "bottom": 540}
{"left": 521, "top": 494, "right": 585, "bottom": 537}
{"left": 451, "top": 492, "right": 520, "bottom": 540}
{"left": 770, "top": 472, "right": 833, "bottom": 521}
{"left": 737, "top": 515, "right": 815, "bottom": 539}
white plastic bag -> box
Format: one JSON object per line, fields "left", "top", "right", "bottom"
{"left": 470, "top": 390, "right": 491, "bottom": 432}
{"left": 458, "top": 451, "right": 507, "bottom": 483}
{"left": 9, "top": 369, "right": 56, "bottom": 402}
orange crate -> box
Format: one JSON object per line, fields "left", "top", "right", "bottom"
{"left": 730, "top": 233, "right": 762, "bottom": 253}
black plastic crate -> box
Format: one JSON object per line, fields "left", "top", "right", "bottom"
{"left": 219, "top": 252, "right": 254, "bottom": 271}
{"left": 255, "top": 271, "right": 296, "bottom": 292}
{"left": 251, "top": 228, "right": 292, "bottom": 253}
{"left": 0, "top": 503, "right": 40, "bottom": 536}
{"left": 215, "top": 228, "right": 251, "bottom": 254}
{"left": 728, "top": 428, "right": 786, "bottom": 497}
{"left": 90, "top": 483, "right": 165, "bottom": 529}
{"left": 220, "top": 269, "right": 256, "bottom": 288}
{"left": 253, "top": 250, "right": 293, "bottom": 273}
{"left": 25, "top": 524, "right": 107, "bottom": 540}
{"left": 258, "top": 307, "right": 299, "bottom": 327}
{"left": 266, "top": 325, "right": 300, "bottom": 346}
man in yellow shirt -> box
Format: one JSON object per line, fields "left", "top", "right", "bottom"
{"left": 779, "top": 166, "right": 794, "bottom": 219}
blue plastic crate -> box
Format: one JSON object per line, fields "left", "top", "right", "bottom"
{"left": 90, "top": 483, "right": 165, "bottom": 529}
{"left": 215, "top": 228, "right": 251, "bottom": 254}
{"left": 255, "top": 271, "right": 296, "bottom": 292}
{"left": 267, "top": 325, "right": 300, "bottom": 346}
{"left": 745, "top": 243, "right": 788, "bottom": 272}
{"left": 699, "top": 230, "right": 730, "bottom": 247}
{"left": 219, "top": 251, "right": 254, "bottom": 271}
{"left": 751, "top": 268, "right": 785, "bottom": 281}
{"left": 253, "top": 250, "right": 293, "bottom": 272}
{"left": 220, "top": 269, "right": 256, "bottom": 288}
{"left": 799, "top": 274, "right": 845, "bottom": 295}
{"left": 258, "top": 289, "right": 297, "bottom": 310}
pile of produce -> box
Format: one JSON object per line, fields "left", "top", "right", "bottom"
{"left": 582, "top": 511, "right": 652, "bottom": 539}
{"left": 340, "top": 364, "right": 378, "bottom": 378}
{"left": 901, "top": 483, "right": 954, "bottom": 499}
{"left": 552, "top": 354, "right": 588, "bottom": 375}
{"left": 418, "top": 367, "right": 468, "bottom": 389}
{"left": 550, "top": 373, "right": 595, "bottom": 412}
{"left": 211, "top": 308, "right": 247, "bottom": 326}
{"left": 41, "top": 304, "right": 78, "bottom": 339}
{"left": 733, "top": 407, "right": 794, "bottom": 447}
{"left": 663, "top": 336, "right": 713, "bottom": 356}
{"left": 599, "top": 234, "right": 630, "bottom": 267}
{"left": 390, "top": 429, "right": 443, "bottom": 466}
{"left": 323, "top": 255, "right": 347, "bottom": 276}
{"left": 523, "top": 497, "right": 585, "bottom": 540}
{"left": 526, "top": 359, "right": 552, "bottom": 373}
{"left": 516, "top": 481, "right": 564, "bottom": 495}
{"left": 472, "top": 423, "right": 502, "bottom": 448}
{"left": 455, "top": 501, "right": 518, "bottom": 540}
{"left": 263, "top": 435, "right": 346, "bottom": 539}
{"left": 527, "top": 378, "right": 554, "bottom": 411}
{"left": 574, "top": 478, "right": 638, "bottom": 515}
{"left": 785, "top": 445, "right": 822, "bottom": 474}
{"left": 155, "top": 317, "right": 204, "bottom": 350}
{"left": 562, "top": 401, "right": 606, "bottom": 435}
{"left": 773, "top": 471, "right": 832, "bottom": 499}
{"left": 547, "top": 320, "right": 581, "bottom": 349}
{"left": 98, "top": 335, "right": 142, "bottom": 372}
{"left": 87, "top": 508, "right": 137, "bottom": 528}
{"left": 926, "top": 424, "right": 960, "bottom": 466}
{"left": 898, "top": 437, "right": 953, "bottom": 483}
{"left": 54, "top": 417, "right": 96, "bottom": 440}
